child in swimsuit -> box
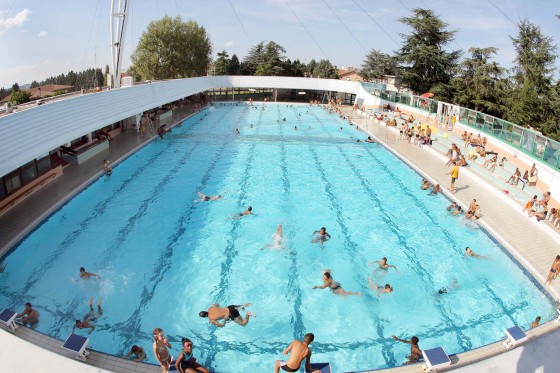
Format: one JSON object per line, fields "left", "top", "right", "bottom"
{"left": 152, "top": 328, "right": 172, "bottom": 373}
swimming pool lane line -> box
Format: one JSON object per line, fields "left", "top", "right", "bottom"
{"left": 295, "top": 110, "right": 397, "bottom": 366}
{"left": 202, "top": 119, "right": 258, "bottom": 370}
{"left": 102, "top": 107, "right": 251, "bottom": 357}
{"left": 278, "top": 118, "right": 306, "bottom": 341}
{"left": 309, "top": 110, "right": 474, "bottom": 356}
{"left": 5, "top": 106, "right": 238, "bottom": 300}
{"left": 355, "top": 131, "right": 534, "bottom": 327}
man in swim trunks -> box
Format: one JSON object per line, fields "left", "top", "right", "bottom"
{"left": 240, "top": 206, "right": 252, "bottom": 216}
{"left": 199, "top": 303, "right": 253, "bottom": 327}
{"left": 16, "top": 302, "right": 39, "bottom": 326}
{"left": 368, "top": 257, "right": 398, "bottom": 273}
{"left": 74, "top": 298, "right": 102, "bottom": 334}
{"left": 448, "top": 161, "right": 459, "bottom": 193}
{"left": 197, "top": 191, "right": 222, "bottom": 201}
{"left": 80, "top": 267, "right": 101, "bottom": 280}
{"left": 544, "top": 255, "right": 560, "bottom": 286}
{"left": 392, "top": 335, "right": 422, "bottom": 365}
{"left": 274, "top": 333, "right": 320, "bottom": 373}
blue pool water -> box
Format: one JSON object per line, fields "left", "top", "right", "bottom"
{"left": 0, "top": 103, "right": 555, "bottom": 372}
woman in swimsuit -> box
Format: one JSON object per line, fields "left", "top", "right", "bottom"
{"left": 313, "top": 270, "right": 360, "bottom": 297}
{"left": 175, "top": 338, "right": 209, "bottom": 373}
{"left": 152, "top": 328, "right": 172, "bottom": 373}
{"left": 544, "top": 255, "right": 560, "bottom": 286}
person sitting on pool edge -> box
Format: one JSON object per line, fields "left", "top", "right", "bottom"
{"left": 199, "top": 303, "right": 253, "bottom": 327}
{"left": 274, "top": 333, "right": 321, "bottom": 373}
{"left": 16, "top": 302, "right": 39, "bottom": 326}
{"left": 122, "top": 345, "right": 147, "bottom": 361}
{"left": 313, "top": 270, "right": 361, "bottom": 297}
{"left": 175, "top": 337, "right": 210, "bottom": 373}
{"left": 392, "top": 335, "right": 422, "bottom": 365}
{"left": 312, "top": 227, "right": 331, "bottom": 245}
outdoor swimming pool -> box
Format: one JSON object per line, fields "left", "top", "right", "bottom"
{"left": 0, "top": 103, "right": 556, "bottom": 372}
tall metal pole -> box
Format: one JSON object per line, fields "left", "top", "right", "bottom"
{"left": 110, "top": 0, "right": 130, "bottom": 88}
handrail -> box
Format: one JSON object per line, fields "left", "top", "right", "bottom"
{"left": 362, "top": 83, "right": 560, "bottom": 170}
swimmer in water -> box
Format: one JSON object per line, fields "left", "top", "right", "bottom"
{"left": 79, "top": 267, "right": 101, "bottom": 280}
{"left": 437, "top": 280, "right": 459, "bottom": 294}
{"left": 199, "top": 303, "right": 253, "bottom": 327}
{"left": 197, "top": 192, "right": 223, "bottom": 202}
{"left": 312, "top": 227, "right": 331, "bottom": 245}
{"left": 73, "top": 298, "right": 102, "bottom": 334}
{"left": 313, "top": 270, "right": 361, "bottom": 297}
{"left": 368, "top": 277, "right": 393, "bottom": 296}
{"left": 368, "top": 257, "right": 399, "bottom": 273}
{"left": 260, "top": 224, "right": 284, "bottom": 250}
{"left": 464, "top": 246, "right": 489, "bottom": 259}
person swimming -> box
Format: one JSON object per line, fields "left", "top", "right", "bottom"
{"left": 313, "top": 270, "right": 360, "bottom": 297}
{"left": 312, "top": 227, "right": 331, "bottom": 245}
{"left": 368, "top": 277, "right": 393, "bottom": 296}
{"left": 260, "top": 224, "right": 284, "bottom": 250}
{"left": 197, "top": 192, "right": 223, "bottom": 202}
{"left": 368, "top": 257, "right": 398, "bottom": 273}
{"left": 437, "top": 280, "right": 459, "bottom": 294}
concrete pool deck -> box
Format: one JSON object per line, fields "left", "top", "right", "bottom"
{"left": 1, "top": 102, "right": 559, "bottom": 373}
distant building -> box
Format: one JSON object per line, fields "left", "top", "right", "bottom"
{"left": 1, "top": 84, "right": 74, "bottom": 103}
{"left": 369, "top": 75, "right": 401, "bottom": 91}
{"left": 338, "top": 70, "right": 364, "bottom": 82}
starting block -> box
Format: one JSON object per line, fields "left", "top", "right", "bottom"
{"left": 62, "top": 333, "right": 90, "bottom": 360}
{"left": 503, "top": 326, "right": 527, "bottom": 350}
{"left": 422, "top": 347, "right": 451, "bottom": 372}
{"left": 306, "top": 362, "right": 332, "bottom": 373}
{"left": 0, "top": 309, "right": 19, "bottom": 333}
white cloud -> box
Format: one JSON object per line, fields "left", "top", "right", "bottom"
{"left": 38, "top": 30, "right": 48, "bottom": 37}
{"left": 225, "top": 41, "right": 235, "bottom": 48}
{"left": 0, "top": 8, "right": 31, "bottom": 36}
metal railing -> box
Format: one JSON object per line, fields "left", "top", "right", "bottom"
{"left": 363, "top": 83, "right": 560, "bottom": 169}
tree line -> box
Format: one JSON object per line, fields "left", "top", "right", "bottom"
{"left": 0, "top": 67, "right": 107, "bottom": 103}
{"left": 361, "top": 9, "right": 559, "bottom": 141}
{"left": 3, "top": 11, "right": 558, "bottom": 142}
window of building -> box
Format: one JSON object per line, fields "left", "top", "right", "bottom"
{"left": 37, "top": 156, "right": 52, "bottom": 175}
{"left": 21, "top": 160, "right": 38, "bottom": 184}
{"left": 4, "top": 171, "right": 22, "bottom": 194}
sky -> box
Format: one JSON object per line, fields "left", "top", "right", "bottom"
{"left": 0, "top": 0, "right": 559, "bottom": 89}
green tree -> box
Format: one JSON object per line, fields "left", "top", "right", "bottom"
{"left": 10, "top": 90, "right": 32, "bottom": 104}
{"left": 396, "top": 8, "right": 460, "bottom": 96}
{"left": 306, "top": 59, "right": 317, "bottom": 77}
{"left": 130, "top": 16, "right": 212, "bottom": 80}
{"left": 313, "top": 59, "right": 338, "bottom": 79}
{"left": 213, "top": 50, "right": 230, "bottom": 75}
{"left": 228, "top": 54, "right": 240, "bottom": 75}
{"left": 452, "top": 47, "right": 506, "bottom": 116}
{"left": 506, "top": 19, "right": 558, "bottom": 140}
{"left": 11, "top": 83, "right": 20, "bottom": 92}
{"left": 361, "top": 50, "right": 397, "bottom": 80}
{"left": 105, "top": 64, "right": 110, "bottom": 86}
{"left": 243, "top": 41, "right": 286, "bottom": 76}
{"left": 30, "top": 80, "right": 40, "bottom": 88}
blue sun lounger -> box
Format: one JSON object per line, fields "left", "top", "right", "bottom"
{"left": 422, "top": 347, "right": 451, "bottom": 372}
{"left": 306, "top": 362, "right": 332, "bottom": 373}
